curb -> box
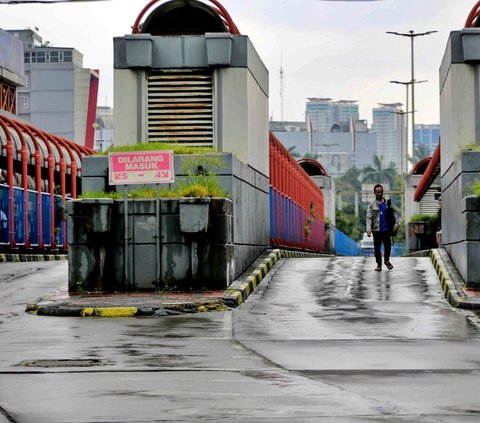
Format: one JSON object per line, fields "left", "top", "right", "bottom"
{"left": 25, "top": 298, "right": 229, "bottom": 318}
{"left": 222, "top": 248, "right": 330, "bottom": 307}
{"left": 429, "top": 248, "right": 480, "bottom": 310}
{"left": 0, "top": 253, "right": 67, "bottom": 263}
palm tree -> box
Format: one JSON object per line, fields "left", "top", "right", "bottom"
{"left": 287, "top": 146, "right": 301, "bottom": 158}
{"left": 414, "top": 143, "right": 432, "bottom": 162}
{"left": 361, "top": 155, "right": 398, "bottom": 189}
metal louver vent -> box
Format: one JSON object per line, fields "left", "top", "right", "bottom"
{"left": 147, "top": 70, "right": 213, "bottom": 146}
{"left": 419, "top": 190, "right": 441, "bottom": 215}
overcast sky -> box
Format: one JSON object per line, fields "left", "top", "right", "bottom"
{"left": 0, "top": 0, "right": 474, "bottom": 124}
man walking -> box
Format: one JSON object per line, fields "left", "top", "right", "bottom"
{"left": 366, "top": 184, "right": 400, "bottom": 271}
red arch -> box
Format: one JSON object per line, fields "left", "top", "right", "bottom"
{"left": 298, "top": 157, "right": 329, "bottom": 177}
{"left": 465, "top": 1, "right": 480, "bottom": 27}
{"left": 411, "top": 156, "right": 432, "bottom": 175}
{"left": 132, "top": 0, "right": 240, "bottom": 35}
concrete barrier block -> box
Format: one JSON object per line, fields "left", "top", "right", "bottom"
{"left": 464, "top": 195, "right": 480, "bottom": 211}
{"left": 465, "top": 210, "right": 480, "bottom": 240}
{"left": 82, "top": 156, "right": 108, "bottom": 177}
{"left": 179, "top": 202, "right": 210, "bottom": 234}
{"left": 124, "top": 34, "right": 153, "bottom": 68}
{"left": 82, "top": 177, "right": 108, "bottom": 194}
{"left": 461, "top": 151, "right": 480, "bottom": 172}
{"left": 206, "top": 33, "right": 233, "bottom": 66}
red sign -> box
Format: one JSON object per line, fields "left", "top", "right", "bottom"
{"left": 108, "top": 151, "right": 174, "bottom": 185}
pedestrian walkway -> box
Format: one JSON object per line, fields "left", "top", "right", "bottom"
{"left": 24, "top": 248, "right": 480, "bottom": 317}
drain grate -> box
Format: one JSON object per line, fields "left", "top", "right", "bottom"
{"left": 17, "top": 359, "right": 113, "bottom": 368}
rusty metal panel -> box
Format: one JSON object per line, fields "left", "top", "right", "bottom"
{"left": 147, "top": 69, "right": 213, "bottom": 146}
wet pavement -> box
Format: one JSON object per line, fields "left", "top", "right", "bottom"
{"left": 1, "top": 254, "right": 480, "bottom": 421}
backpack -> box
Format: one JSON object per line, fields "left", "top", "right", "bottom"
{"left": 386, "top": 199, "right": 397, "bottom": 237}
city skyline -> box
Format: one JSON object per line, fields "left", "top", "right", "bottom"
{"left": 0, "top": 0, "right": 472, "bottom": 124}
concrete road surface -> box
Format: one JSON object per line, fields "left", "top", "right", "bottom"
{"left": 1, "top": 256, "right": 480, "bottom": 422}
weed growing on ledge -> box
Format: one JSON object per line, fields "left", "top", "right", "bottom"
{"left": 99, "top": 142, "right": 217, "bottom": 155}
{"left": 473, "top": 180, "right": 480, "bottom": 197}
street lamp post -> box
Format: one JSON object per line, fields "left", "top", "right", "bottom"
{"left": 390, "top": 79, "right": 427, "bottom": 170}
{"left": 386, "top": 30, "right": 437, "bottom": 167}
{"left": 317, "top": 143, "right": 339, "bottom": 175}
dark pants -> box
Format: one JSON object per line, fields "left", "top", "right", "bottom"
{"left": 373, "top": 231, "right": 391, "bottom": 266}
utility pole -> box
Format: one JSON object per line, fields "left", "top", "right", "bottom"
{"left": 386, "top": 30, "right": 437, "bottom": 169}
{"left": 390, "top": 79, "right": 427, "bottom": 170}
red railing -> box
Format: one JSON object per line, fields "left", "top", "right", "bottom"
{"left": 0, "top": 114, "right": 95, "bottom": 250}
{"left": 269, "top": 132, "right": 325, "bottom": 251}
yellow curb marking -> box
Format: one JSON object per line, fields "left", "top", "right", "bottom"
{"left": 247, "top": 275, "right": 257, "bottom": 289}
{"left": 81, "top": 307, "right": 138, "bottom": 317}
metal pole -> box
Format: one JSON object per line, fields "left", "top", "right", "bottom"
{"left": 410, "top": 31, "right": 415, "bottom": 164}
{"left": 405, "top": 84, "right": 409, "bottom": 172}
{"left": 386, "top": 30, "right": 437, "bottom": 171}
{"left": 156, "top": 184, "right": 161, "bottom": 284}
{"left": 124, "top": 186, "right": 129, "bottom": 287}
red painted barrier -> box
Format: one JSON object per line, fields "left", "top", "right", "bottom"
{"left": 269, "top": 132, "right": 325, "bottom": 251}
{"left": 0, "top": 115, "right": 95, "bottom": 251}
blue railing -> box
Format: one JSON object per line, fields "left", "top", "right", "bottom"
{"left": 0, "top": 183, "right": 67, "bottom": 248}
{"left": 335, "top": 228, "right": 362, "bottom": 256}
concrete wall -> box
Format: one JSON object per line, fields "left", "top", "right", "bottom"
{"left": 216, "top": 67, "right": 269, "bottom": 176}
{"left": 440, "top": 151, "right": 480, "bottom": 285}
{"left": 67, "top": 197, "right": 234, "bottom": 291}
{"left": 113, "top": 69, "right": 147, "bottom": 146}
{"left": 81, "top": 153, "right": 270, "bottom": 282}
{"left": 440, "top": 30, "right": 480, "bottom": 285}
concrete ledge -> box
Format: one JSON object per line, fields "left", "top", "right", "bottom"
{"left": 429, "top": 248, "right": 480, "bottom": 310}
{"left": 0, "top": 254, "right": 67, "bottom": 263}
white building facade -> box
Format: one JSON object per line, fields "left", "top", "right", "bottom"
{"left": 9, "top": 29, "right": 99, "bottom": 149}
{"left": 371, "top": 103, "right": 405, "bottom": 171}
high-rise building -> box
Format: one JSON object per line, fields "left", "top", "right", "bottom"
{"left": 305, "top": 98, "right": 359, "bottom": 132}
{"left": 371, "top": 103, "right": 404, "bottom": 171}
{"left": 414, "top": 124, "right": 440, "bottom": 156}
{"left": 9, "top": 29, "right": 99, "bottom": 149}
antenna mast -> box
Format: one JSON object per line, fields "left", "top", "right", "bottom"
{"left": 280, "top": 52, "right": 284, "bottom": 121}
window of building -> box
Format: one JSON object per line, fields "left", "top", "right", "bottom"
{"left": 18, "top": 95, "right": 28, "bottom": 109}
{"left": 59, "top": 51, "right": 64, "bottom": 62}
{"left": 36, "top": 51, "right": 45, "bottom": 63}
{"left": 24, "top": 52, "right": 30, "bottom": 64}
{"left": 45, "top": 51, "right": 50, "bottom": 63}
{"left": 64, "top": 51, "right": 72, "bottom": 62}
{"left": 50, "top": 51, "right": 58, "bottom": 62}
